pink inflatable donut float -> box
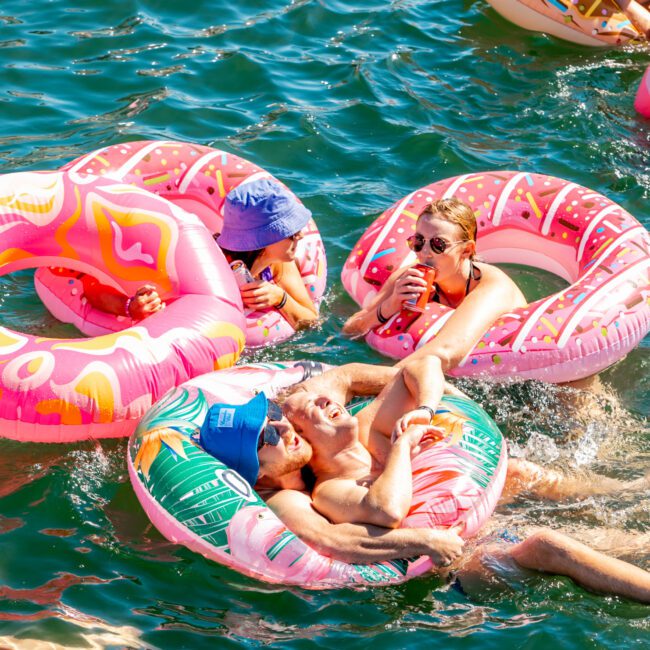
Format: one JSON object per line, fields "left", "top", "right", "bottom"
{"left": 128, "top": 361, "right": 507, "bottom": 588}
{"left": 342, "top": 171, "right": 650, "bottom": 383}
{"left": 0, "top": 171, "right": 245, "bottom": 443}
{"left": 41, "top": 140, "right": 327, "bottom": 347}
{"left": 485, "top": 0, "right": 642, "bottom": 46}
{"left": 635, "top": 66, "right": 650, "bottom": 118}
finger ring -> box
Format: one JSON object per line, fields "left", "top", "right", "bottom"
{"left": 441, "top": 560, "right": 452, "bottom": 567}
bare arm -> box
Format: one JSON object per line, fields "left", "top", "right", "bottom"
{"left": 312, "top": 435, "right": 416, "bottom": 528}
{"left": 83, "top": 280, "right": 163, "bottom": 320}
{"left": 342, "top": 269, "right": 404, "bottom": 336}
{"left": 292, "top": 363, "right": 400, "bottom": 405}
{"left": 617, "top": 0, "right": 650, "bottom": 37}
{"left": 349, "top": 356, "right": 445, "bottom": 464}
{"left": 266, "top": 488, "right": 464, "bottom": 565}
{"left": 240, "top": 262, "right": 318, "bottom": 329}
{"left": 398, "top": 265, "right": 525, "bottom": 372}
{"left": 275, "top": 260, "right": 319, "bottom": 328}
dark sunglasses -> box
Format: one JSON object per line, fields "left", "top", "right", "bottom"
{"left": 407, "top": 234, "right": 466, "bottom": 254}
{"left": 257, "top": 400, "right": 284, "bottom": 451}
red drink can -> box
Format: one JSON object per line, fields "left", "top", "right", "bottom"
{"left": 403, "top": 264, "right": 436, "bottom": 313}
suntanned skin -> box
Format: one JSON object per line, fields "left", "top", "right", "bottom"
{"left": 252, "top": 422, "right": 465, "bottom": 567}
{"left": 291, "top": 362, "right": 648, "bottom": 502}
{"left": 283, "top": 357, "right": 448, "bottom": 528}
{"left": 617, "top": 0, "right": 650, "bottom": 37}
{"left": 84, "top": 282, "right": 163, "bottom": 320}
{"left": 249, "top": 365, "right": 650, "bottom": 603}
{"left": 343, "top": 215, "right": 527, "bottom": 372}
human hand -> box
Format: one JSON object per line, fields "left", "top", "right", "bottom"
{"left": 392, "top": 423, "right": 444, "bottom": 454}
{"left": 392, "top": 407, "right": 435, "bottom": 440}
{"left": 388, "top": 266, "right": 432, "bottom": 312}
{"left": 425, "top": 525, "right": 465, "bottom": 568}
{"left": 128, "top": 285, "right": 164, "bottom": 320}
{"left": 240, "top": 280, "right": 286, "bottom": 310}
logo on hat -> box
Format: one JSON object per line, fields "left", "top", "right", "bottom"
{"left": 217, "top": 408, "right": 236, "bottom": 428}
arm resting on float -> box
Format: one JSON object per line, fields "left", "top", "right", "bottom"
{"left": 83, "top": 279, "right": 162, "bottom": 321}
{"left": 82, "top": 277, "right": 130, "bottom": 316}
{"left": 617, "top": 0, "right": 650, "bottom": 37}
{"left": 266, "top": 488, "right": 463, "bottom": 564}
{"left": 275, "top": 261, "right": 319, "bottom": 329}
{"left": 291, "top": 362, "right": 399, "bottom": 404}
{"left": 399, "top": 268, "right": 523, "bottom": 372}
{"left": 342, "top": 272, "right": 401, "bottom": 336}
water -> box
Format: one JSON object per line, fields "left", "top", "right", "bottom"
{"left": 0, "top": 0, "right": 649, "bottom": 647}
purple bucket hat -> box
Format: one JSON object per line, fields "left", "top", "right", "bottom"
{"left": 217, "top": 178, "right": 311, "bottom": 251}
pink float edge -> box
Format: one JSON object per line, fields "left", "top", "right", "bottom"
{"left": 634, "top": 66, "right": 650, "bottom": 118}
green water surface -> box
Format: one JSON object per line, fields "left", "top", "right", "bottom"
{"left": 0, "top": 1, "right": 648, "bottom": 648}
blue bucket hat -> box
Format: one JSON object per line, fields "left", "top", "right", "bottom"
{"left": 199, "top": 392, "right": 269, "bottom": 486}
{"left": 217, "top": 178, "right": 311, "bottom": 251}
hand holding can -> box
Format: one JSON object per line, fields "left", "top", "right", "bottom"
{"left": 403, "top": 264, "right": 436, "bottom": 313}
{"left": 230, "top": 260, "right": 255, "bottom": 287}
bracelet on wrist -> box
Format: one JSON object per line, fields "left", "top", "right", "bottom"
{"left": 416, "top": 405, "right": 435, "bottom": 421}
{"left": 124, "top": 296, "right": 133, "bottom": 318}
{"left": 376, "top": 302, "right": 389, "bottom": 324}
{"left": 276, "top": 291, "right": 288, "bottom": 309}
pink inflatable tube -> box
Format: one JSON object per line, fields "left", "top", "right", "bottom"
{"left": 342, "top": 171, "right": 650, "bottom": 383}
{"left": 635, "top": 66, "right": 650, "bottom": 119}
{"left": 39, "top": 140, "right": 327, "bottom": 347}
{"left": 128, "top": 362, "right": 507, "bottom": 588}
{"left": 0, "top": 171, "right": 245, "bottom": 443}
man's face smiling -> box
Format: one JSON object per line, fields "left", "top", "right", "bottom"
{"left": 283, "top": 391, "right": 358, "bottom": 447}
{"left": 257, "top": 412, "right": 313, "bottom": 480}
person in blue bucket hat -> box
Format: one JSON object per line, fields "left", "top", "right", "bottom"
{"left": 199, "top": 391, "right": 313, "bottom": 487}
{"left": 73, "top": 178, "right": 318, "bottom": 330}
{"left": 217, "top": 178, "right": 318, "bottom": 330}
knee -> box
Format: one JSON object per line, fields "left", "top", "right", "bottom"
{"left": 511, "top": 529, "right": 569, "bottom": 570}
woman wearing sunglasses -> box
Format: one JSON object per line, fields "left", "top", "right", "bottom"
{"left": 343, "top": 197, "right": 526, "bottom": 372}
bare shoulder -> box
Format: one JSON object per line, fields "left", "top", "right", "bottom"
{"left": 472, "top": 262, "right": 527, "bottom": 307}
{"left": 265, "top": 488, "right": 314, "bottom": 522}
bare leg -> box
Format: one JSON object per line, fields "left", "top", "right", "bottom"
{"left": 501, "top": 458, "right": 649, "bottom": 503}
{"left": 508, "top": 529, "right": 650, "bottom": 603}
{"left": 455, "top": 529, "right": 650, "bottom": 603}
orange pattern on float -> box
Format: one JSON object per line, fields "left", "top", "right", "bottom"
{"left": 0, "top": 170, "right": 246, "bottom": 443}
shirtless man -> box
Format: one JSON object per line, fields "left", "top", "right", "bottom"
{"left": 201, "top": 360, "right": 650, "bottom": 602}
{"left": 288, "top": 356, "right": 449, "bottom": 529}
{"left": 199, "top": 386, "right": 465, "bottom": 567}
{"left": 284, "top": 361, "right": 645, "bottom": 504}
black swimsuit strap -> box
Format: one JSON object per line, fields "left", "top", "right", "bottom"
{"left": 465, "top": 260, "right": 481, "bottom": 296}
{"left": 430, "top": 261, "right": 481, "bottom": 304}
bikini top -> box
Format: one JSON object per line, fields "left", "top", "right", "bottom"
{"left": 431, "top": 260, "right": 481, "bottom": 305}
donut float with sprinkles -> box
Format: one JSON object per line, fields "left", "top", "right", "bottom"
{"left": 42, "top": 140, "right": 327, "bottom": 348}
{"left": 342, "top": 171, "right": 650, "bottom": 383}
{"left": 485, "top": 0, "right": 642, "bottom": 47}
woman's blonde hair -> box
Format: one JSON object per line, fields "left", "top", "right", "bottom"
{"left": 418, "top": 197, "right": 477, "bottom": 244}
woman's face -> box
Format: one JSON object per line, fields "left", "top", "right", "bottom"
{"left": 412, "top": 216, "right": 473, "bottom": 280}
{"left": 263, "top": 231, "right": 303, "bottom": 263}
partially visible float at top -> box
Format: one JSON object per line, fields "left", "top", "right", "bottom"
{"left": 41, "top": 140, "right": 327, "bottom": 348}
{"left": 485, "top": 0, "right": 642, "bottom": 46}
{"left": 343, "top": 170, "right": 650, "bottom": 383}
